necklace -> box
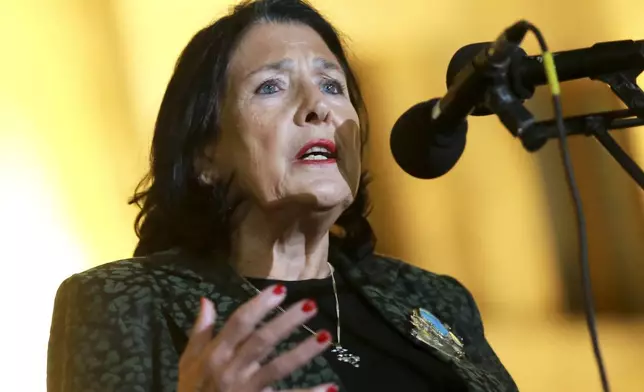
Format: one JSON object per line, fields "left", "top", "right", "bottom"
{"left": 241, "top": 262, "right": 361, "bottom": 368}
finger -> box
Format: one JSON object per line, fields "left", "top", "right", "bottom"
{"left": 247, "top": 330, "right": 333, "bottom": 390}
{"left": 286, "top": 384, "right": 338, "bottom": 392}
{"left": 200, "top": 284, "right": 287, "bottom": 370}
{"left": 238, "top": 361, "right": 261, "bottom": 381}
{"left": 225, "top": 299, "right": 319, "bottom": 374}
{"left": 183, "top": 297, "right": 217, "bottom": 360}
{"left": 260, "top": 386, "right": 338, "bottom": 392}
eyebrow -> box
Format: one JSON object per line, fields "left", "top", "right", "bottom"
{"left": 313, "top": 57, "right": 343, "bottom": 73}
{"left": 244, "top": 57, "right": 344, "bottom": 79}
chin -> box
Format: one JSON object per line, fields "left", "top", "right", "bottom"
{"left": 313, "top": 193, "right": 353, "bottom": 211}
{"left": 294, "top": 182, "right": 354, "bottom": 211}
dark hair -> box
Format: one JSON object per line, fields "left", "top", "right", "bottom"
{"left": 129, "top": 0, "right": 374, "bottom": 258}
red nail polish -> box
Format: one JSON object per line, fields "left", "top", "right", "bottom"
{"left": 272, "top": 284, "right": 286, "bottom": 295}
{"left": 326, "top": 386, "right": 338, "bottom": 392}
{"left": 302, "top": 299, "right": 317, "bottom": 313}
{"left": 316, "top": 330, "right": 331, "bottom": 344}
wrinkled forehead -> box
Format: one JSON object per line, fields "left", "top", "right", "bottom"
{"left": 226, "top": 22, "right": 343, "bottom": 84}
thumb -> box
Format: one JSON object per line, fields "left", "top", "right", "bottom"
{"left": 184, "top": 297, "right": 217, "bottom": 359}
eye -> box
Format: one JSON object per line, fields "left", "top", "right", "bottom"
{"left": 255, "top": 79, "right": 284, "bottom": 95}
{"left": 320, "top": 78, "right": 346, "bottom": 95}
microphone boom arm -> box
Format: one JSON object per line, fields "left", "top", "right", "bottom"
{"left": 508, "top": 65, "right": 644, "bottom": 190}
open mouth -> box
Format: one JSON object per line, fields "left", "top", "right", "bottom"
{"left": 295, "top": 139, "right": 337, "bottom": 163}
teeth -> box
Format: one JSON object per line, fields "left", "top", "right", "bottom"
{"left": 302, "top": 154, "right": 330, "bottom": 161}
{"left": 304, "top": 146, "right": 330, "bottom": 154}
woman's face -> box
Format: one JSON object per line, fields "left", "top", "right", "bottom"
{"left": 207, "top": 22, "right": 361, "bottom": 213}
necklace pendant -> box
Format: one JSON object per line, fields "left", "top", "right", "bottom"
{"left": 331, "top": 344, "right": 360, "bottom": 368}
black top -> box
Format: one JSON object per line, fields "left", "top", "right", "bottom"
{"left": 248, "top": 269, "right": 468, "bottom": 392}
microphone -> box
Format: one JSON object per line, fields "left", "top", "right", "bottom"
{"left": 447, "top": 39, "right": 644, "bottom": 116}
{"left": 390, "top": 21, "right": 531, "bottom": 179}
{"left": 391, "top": 27, "right": 644, "bottom": 179}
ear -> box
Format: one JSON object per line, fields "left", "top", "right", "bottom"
{"left": 330, "top": 224, "right": 347, "bottom": 238}
{"left": 194, "top": 144, "right": 218, "bottom": 185}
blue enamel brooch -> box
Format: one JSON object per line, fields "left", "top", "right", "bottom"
{"left": 410, "top": 308, "right": 465, "bottom": 359}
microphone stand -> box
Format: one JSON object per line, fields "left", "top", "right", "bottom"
{"left": 472, "top": 30, "right": 642, "bottom": 392}
{"left": 499, "top": 62, "right": 644, "bottom": 190}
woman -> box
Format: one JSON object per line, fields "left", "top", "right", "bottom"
{"left": 47, "top": 0, "right": 517, "bottom": 391}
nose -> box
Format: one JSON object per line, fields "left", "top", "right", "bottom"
{"left": 294, "top": 86, "right": 331, "bottom": 127}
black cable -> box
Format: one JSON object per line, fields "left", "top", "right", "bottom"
{"left": 523, "top": 22, "right": 611, "bottom": 392}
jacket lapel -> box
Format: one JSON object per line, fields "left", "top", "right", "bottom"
{"left": 333, "top": 249, "right": 514, "bottom": 392}
{"left": 331, "top": 248, "right": 460, "bottom": 366}
{"left": 149, "top": 250, "right": 250, "bottom": 335}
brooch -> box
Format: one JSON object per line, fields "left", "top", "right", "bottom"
{"left": 410, "top": 308, "right": 465, "bottom": 360}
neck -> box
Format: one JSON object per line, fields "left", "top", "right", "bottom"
{"left": 229, "top": 205, "right": 336, "bottom": 280}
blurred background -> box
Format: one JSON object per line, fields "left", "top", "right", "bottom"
{"left": 1, "top": 0, "right": 643, "bottom": 390}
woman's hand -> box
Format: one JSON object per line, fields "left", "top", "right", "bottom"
{"left": 178, "top": 285, "right": 336, "bottom": 392}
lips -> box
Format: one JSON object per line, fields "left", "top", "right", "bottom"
{"left": 295, "top": 139, "right": 337, "bottom": 164}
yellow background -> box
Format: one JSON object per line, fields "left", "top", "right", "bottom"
{"left": 1, "top": 0, "right": 643, "bottom": 390}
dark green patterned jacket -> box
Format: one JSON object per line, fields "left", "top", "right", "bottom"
{"left": 47, "top": 247, "right": 518, "bottom": 392}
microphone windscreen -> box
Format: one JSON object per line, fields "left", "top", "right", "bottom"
{"left": 390, "top": 98, "right": 468, "bottom": 179}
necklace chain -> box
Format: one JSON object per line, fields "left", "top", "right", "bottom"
{"left": 239, "top": 262, "right": 360, "bottom": 367}
{"left": 240, "top": 262, "right": 340, "bottom": 344}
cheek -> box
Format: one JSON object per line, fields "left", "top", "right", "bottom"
{"left": 244, "top": 136, "right": 285, "bottom": 181}
{"left": 221, "top": 103, "right": 282, "bottom": 162}
{"left": 226, "top": 111, "right": 290, "bottom": 199}
{"left": 243, "top": 111, "right": 287, "bottom": 170}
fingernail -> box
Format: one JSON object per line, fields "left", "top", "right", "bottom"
{"left": 200, "top": 297, "right": 206, "bottom": 308}
{"left": 302, "top": 299, "right": 317, "bottom": 313}
{"left": 316, "top": 330, "right": 331, "bottom": 344}
{"left": 272, "top": 284, "right": 286, "bottom": 295}
{"left": 326, "top": 386, "right": 338, "bottom": 392}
